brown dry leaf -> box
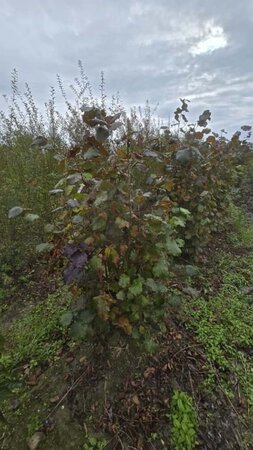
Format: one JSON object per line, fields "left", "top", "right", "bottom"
{"left": 194, "top": 131, "right": 203, "bottom": 139}
{"left": 27, "top": 432, "right": 45, "bottom": 450}
{"left": 35, "top": 367, "right": 42, "bottom": 378}
{"left": 239, "top": 397, "right": 248, "bottom": 409}
{"left": 113, "top": 255, "right": 121, "bottom": 266}
{"left": 130, "top": 225, "right": 139, "bottom": 238}
{"left": 26, "top": 375, "right": 38, "bottom": 386}
{"left": 94, "top": 293, "right": 115, "bottom": 321}
{"left": 137, "top": 435, "right": 144, "bottom": 450}
{"left": 70, "top": 286, "right": 80, "bottom": 295}
{"left": 170, "top": 330, "right": 182, "bottom": 340}
{"left": 132, "top": 395, "right": 140, "bottom": 406}
{"left": 159, "top": 197, "right": 173, "bottom": 210}
{"left": 162, "top": 362, "right": 172, "bottom": 371}
{"left": 66, "top": 356, "right": 74, "bottom": 363}
{"left": 143, "top": 367, "right": 156, "bottom": 379}
{"left": 79, "top": 356, "right": 86, "bottom": 364}
{"left": 120, "top": 244, "right": 128, "bottom": 255}
{"left": 50, "top": 395, "right": 60, "bottom": 403}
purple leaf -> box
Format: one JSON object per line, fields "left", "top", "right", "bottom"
{"left": 63, "top": 243, "right": 88, "bottom": 284}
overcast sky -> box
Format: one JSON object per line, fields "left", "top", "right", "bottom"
{"left": 1, "top": 0, "right": 253, "bottom": 135}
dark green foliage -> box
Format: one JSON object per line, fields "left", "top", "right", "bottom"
{"left": 2, "top": 67, "right": 252, "bottom": 337}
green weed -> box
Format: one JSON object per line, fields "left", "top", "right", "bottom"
{"left": 27, "top": 413, "right": 41, "bottom": 436}
{"left": 5, "top": 287, "right": 74, "bottom": 368}
{"left": 83, "top": 435, "right": 107, "bottom": 450}
{"left": 169, "top": 390, "right": 197, "bottom": 450}
{"left": 183, "top": 243, "right": 253, "bottom": 408}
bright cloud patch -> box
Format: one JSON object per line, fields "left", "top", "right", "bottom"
{"left": 190, "top": 24, "right": 228, "bottom": 56}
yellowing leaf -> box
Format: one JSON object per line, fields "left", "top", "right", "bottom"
{"left": 135, "top": 195, "right": 145, "bottom": 204}
{"left": 159, "top": 197, "right": 173, "bottom": 210}
{"left": 104, "top": 245, "right": 118, "bottom": 259}
{"left": 116, "top": 316, "right": 132, "bottom": 335}
{"left": 115, "top": 217, "right": 130, "bottom": 229}
{"left": 206, "top": 135, "right": 216, "bottom": 144}
{"left": 93, "top": 294, "right": 115, "bottom": 321}
{"left": 164, "top": 180, "right": 174, "bottom": 191}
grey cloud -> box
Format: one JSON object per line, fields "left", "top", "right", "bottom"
{"left": 0, "top": 0, "right": 252, "bottom": 136}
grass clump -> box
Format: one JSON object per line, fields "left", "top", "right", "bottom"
{"left": 183, "top": 239, "right": 253, "bottom": 409}
{"left": 5, "top": 286, "right": 74, "bottom": 369}
{"left": 227, "top": 204, "right": 253, "bottom": 248}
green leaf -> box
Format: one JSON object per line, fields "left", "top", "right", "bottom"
{"left": 25, "top": 213, "right": 40, "bottom": 222}
{"left": 165, "top": 239, "right": 182, "bottom": 256}
{"left": 119, "top": 274, "right": 131, "bottom": 288}
{"left": 82, "top": 107, "right": 100, "bottom": 125}
{"left": 66, "top": 173, "right": 82, "bottom": 184}
{"left": 72, "top": 215, "right": 83, "bottom": 224}
{"left": 92, "top": 216, "right": 107, "bottom": 231}
{"left": 60, "top": 311, "right": 73, "bottom": 327}
{"left": 49, "top": 189, "right": 64, "bottom": 195}
{"left": 70, "top": 321, "right": 88, "bottom": 340}
{"left": 168, "top": 295, "right": 182, "bottom": 307}
{"left": 170, "top": 216, "right": 186, "bottom": 227}
{"left": 182, "top": 286, "right": 199, "bottom": 297}
{"left": 143, "top": 338, "right": 158, "bottom": 353}
{"left": 94, "top": 191, "right": 108, "bottom": 207}
{"left": 116, "top": 290, "right": 125, "bottom": 300}
{"left": 153, "top": 258, "right": 169, "bottom": 278}
{"left": 128, "top": 278, "right": 143, "bottom": 297}
{"left": 172, "top": 207, "right": 191, "bottom": 217}
{"left": 8, "top": 206, "right": 23, "bottom": 219}
{"left": 54, "top": 177, "right": 65, "bottom": 188}
{"left": 0, "top": 334, "right": 4, "bottom": 350}
{"left": 89, "top": 255, "right": 103, "bottom": 270}
{"left": 44, "top": 223, "right": 54, "bottom": 233}
{"left": 82, "top": 172, "right": 93, "bottom": 180}
{"left": 145, "top": 278, "right": 157, "bottom": 292}
{"left": 95, "top": 126, "right": 110, "bottom": 143}
{"left": 185, "top": 265, "right": 199, "bottom": 277}
{"left": 35, "top": 243, "right": 54, "bottom": 253}
{"left": 0, "top": 387, "right": 13, "bottom": 402}
{"left": 84, "top": 148, "right": 100, "bottom": 159}
{"left": 79, "top": 310, "right": 95, "bottom": 324}
{"left": 115, "top": 217, "right": 130, "bottom": 229}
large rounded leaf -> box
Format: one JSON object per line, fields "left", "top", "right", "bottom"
{"left": 60, "top": 311, "right": 73, "bottom": 327}
{"left": 31, "top": 136, "right": 48, "bottom": 147}
{"left": 89, "top": 118, "right": 108, "bottom": 127}
{"left": 95, "top": 126, "right": 110, "bottom": 143}
{"left": 8, "top": 206, "right": 23, "bottom": 219}
{"left": 109, "top": 121, "right": 123, "bottom": 131}
{"left": 36, "top": 243, "right": 54, "bottom": 253}
{"left": 25, "top": 213, "right": 40, "bottom": 222}
{"left": 83, "top": 148, "right": 100, "bottom": 159}
{"left": 176, "top": 147, "right": 203, "bottom": 165}
{"left": 66, "top": 174, "right": 82, "bottom": 185}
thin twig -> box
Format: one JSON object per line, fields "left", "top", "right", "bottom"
{"left": 44, "top": 367, "right": 89, "bottom": 421}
